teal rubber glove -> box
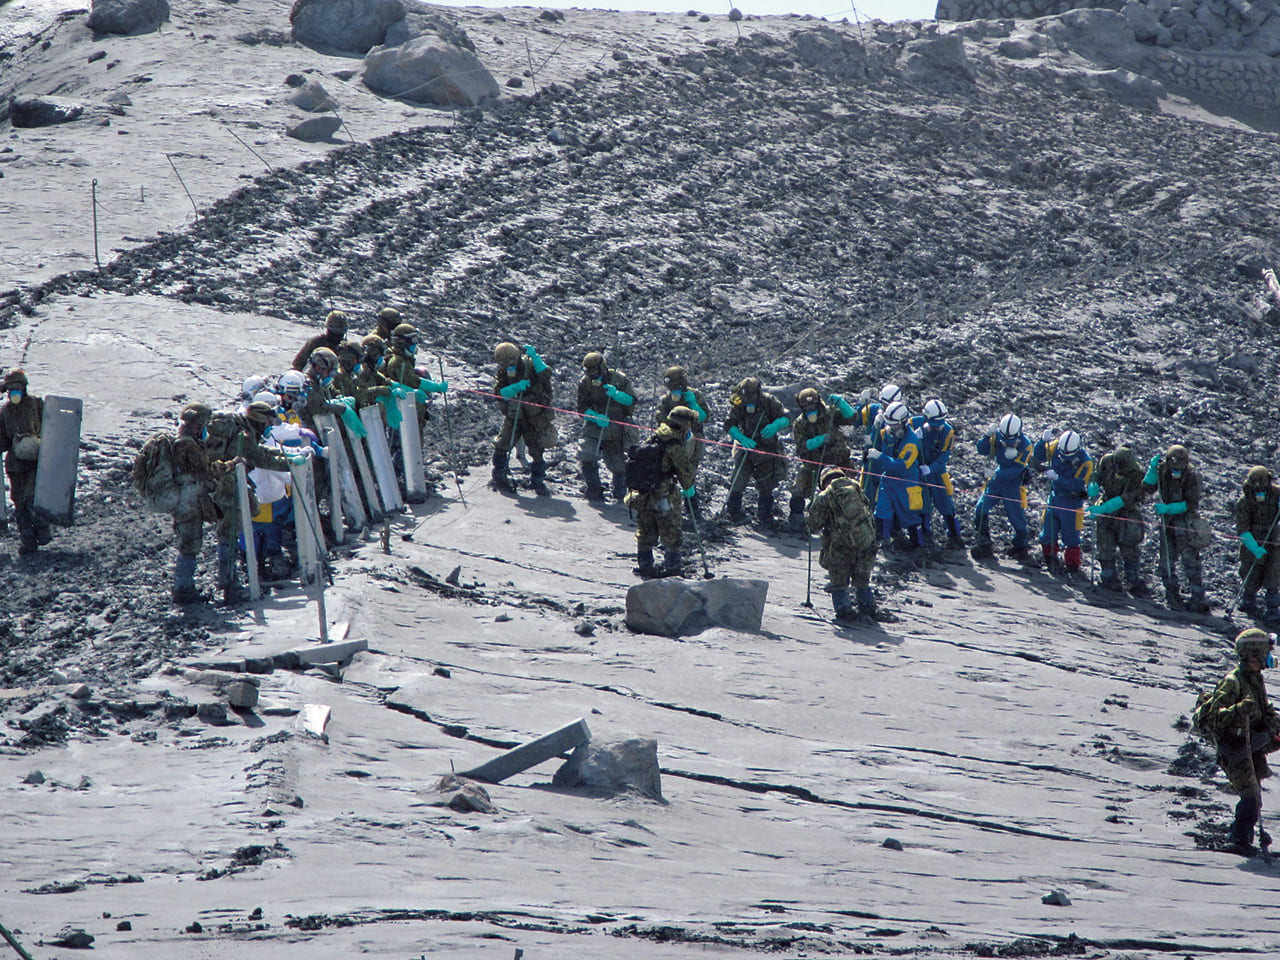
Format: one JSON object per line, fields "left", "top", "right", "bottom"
{"left": 830, "top": 393, "right": 855, "bottom": 418}
{"left": 419, "top": 378, "right": 448, "bottom": 395}
{"left": 390, "top": 382, "right": 411, "bottom": 399}
{"left": 499, "top": 379, "right": 530, "bottom": 400}
{"left": 728, "top": 426, "right": 756, "bottom": 450}
{"left": 603, "top": 383, "right": 634, "bottom": 406}
{"left": 1088, "top": 496, "right": 1125, "bottom": 516}
{"left": 335, "top": 395, "right": 356, "bottom": 408}
{"left": 683, "top": 390, "right": 706, "bottom": 422}
{"left": 376, "top": 392, "right": 403, "bottom": 430}
{"left": 339, "top": 403, "right": 367, "bottom": 439}
{"left": 804, "top": 433, "right": 828, "bottom": 452}
{"left": 1155, "top": 501, "right": 1188, "bottom": 516}
{"left": 682, "top": 485, "right": 696, "bottom": 500}
{"left": 1143, "top": 453, "right": 1160, "bottom": 486}
{"left": 1242, "top": 532, "right": 1268, "bottom": 560}
{"left": 1087, "top": 480, "right": 1100, "bottom": 499}
{"left": 760, "top": 416, "right": 788, "bottom": 440}
{"left": 523, "top": 344, "right": 547, "bottom": 373}
{"left": 584, "top": 408, "right": 608, "bottom": 428}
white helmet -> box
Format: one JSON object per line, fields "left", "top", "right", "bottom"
{"left": 879, "top": 383, "right": 902, "bottom": 405}
{"left": 997, "top": 413, "right": 1022, "bottom": 440}
{"left": 241, "top": 375, "right": 267, "bottom": 400}
{"left": 1057, "top": 430, "right": 1083, "bottom": 455}
{"left": 252, "top": 391, "right": 279, "bottom": 407}
{"left": 278, "top": 370, "right": 307, "bottom": 396}
{"left": 922, "top": 398, "right": 947, "bottom": 420}
{"left": 883, "top": 401, "right": 910, "bottom": 428}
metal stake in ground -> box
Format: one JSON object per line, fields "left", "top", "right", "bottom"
{"left": 686, "top": 495, "right": 714, "bottom": 579}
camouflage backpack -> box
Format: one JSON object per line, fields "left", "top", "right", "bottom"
{"left": 132, "top": 434, "right": 183, "bottom": 514}
{"left": 834, "top": 479, "right": 876, "bottom": 552}
{"left": 1190, "top": 687, "right": 1223, "bottom": 746}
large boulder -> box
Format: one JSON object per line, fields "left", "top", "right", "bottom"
{"left": 10, "top": 96, "right": 86, "bottom": 127}
{"left": 287, "top": 114, "right": 342, "bottom": 141}
{"left": 553, "top": 737, "right": 664, "bottom": 802}
{"left": 363, "top": 36, "right": 499, "bottom": 106}
{"left": 898, "top": 34, "right": 974, "bottom": 86}
{"left": 625, "top": 577, "right": 768, "bottom": 638}
{"left": 290, "top": 0, "right": 406, "bottom": 55}
{"left": 385, "top": 9, "right": 476, "bottom": 52}
{"left": 88, "top": 0, "right": 169, "bottom": 35}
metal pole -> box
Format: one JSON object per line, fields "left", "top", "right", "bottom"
{"left": 0, "top": 921, "right": 34, "bottom": 960}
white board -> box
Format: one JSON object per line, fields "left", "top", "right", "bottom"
{"left": 313, "top": 413, "right": 368, "bottom": 531}
{"left": 360, "top": 403, "right": 403, "bottom": 513}
{"left": 289, "top": 457, "right": 323, "bottom": 588}
{"left": 235, "top": 462, "right": 261, "bottom": 601}
{"left": 33, "top": 394, "right": 82, "bottom": 525}
{"left": 397, "top": 392, "right": 427, "bottom": 503}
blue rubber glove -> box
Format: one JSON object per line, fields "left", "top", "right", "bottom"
{"left": 1088, "top": 496, "right": 1125, "bottom": 516}
{"left": 1143, "top": 453, "right": 1160, "bottom": 486}
{"left": 584, "top": 408, "right": 609, "bottom": 428}
{"left": 830, "top": 394, "right": 855, "bottom": 418}
{"left": 1242, "top": 532, "right": 1268, "bottom": 560}
{"left": 523, "top": 344, "right": 547, "bottom": 373}
{"left": 760, "top": 416, "right": 788, "bottom": 440}
{"left": 1087, "top": 480, "right": 1100, "bottom": 499}
{"left": 728, "top": 426, "right": 756, "bottom": 450}
{"left": 804, "top": 433, "right": 828, "bottom": 452}
{"left": 419, "top": 378, "right": 448, "bottom": 395}
{"left": 1155, "top": 501, "right": 1188, "bottom": 516}
{"left": 603, "top": 383, "right": 633, "bottom": 406}
{"left": 499, "top": 379, "right": 530, "bottom": 400}
{"left": 682, "top": 485, "right": 696, "bottom": 499}
{"left": 683, "top": 390, "right": 706, "bottom": 422}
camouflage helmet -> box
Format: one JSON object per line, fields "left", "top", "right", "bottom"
{"left": 245, "top": 401, "right": 277, "bottom": 425}
{"left": 377, "top": 306, "right": 401, "bottom": 325}
{"left": 309, "top": 347, "right": 338, "bottom": 373}
{"left": 1235, "top": 628, "right": 1273, "bottom": 661}
{"left": 819, "top": 466, "right": 847, "bottom": 489}
{"left": 666, "top": 405, "right": 698, "bottom": 427}
{"left": 391, "top": 323, "right": 418, "bottom": 345}
{"left": 2, "top": 368, "right": 28, "bottom": 391}
{"left": 335, "top": 340, "right": 362, "bottom": 361}
{"left": 494, "top": 342, "right": 520, "bottom": 365}
{"left": 179, "top": 402, "right": 213, "bottom": 426}
{"left": 362, "top": 334, "right": 386, "bottom": 357}
{"left": 324, "top": 310, "right": 348, "bottom": 334}
{"left": 736, "top": 377, "right": 761, "bottom": 401}
{"left": 797, "top": 387, "right": 821, "bottom": 410}
{"left": 1246, "top": 466, "right": 1272, "bottom": 492}
{"left": 1165, "top": 444, "right": 1190, "bottom": 467}
{"left": 582, "top": 351, "right": 605, "bottom": 373}
{"left": 664, "top": 365, "right": 688, "bottom": 389}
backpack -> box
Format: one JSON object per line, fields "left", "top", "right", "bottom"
{"left": 833, "top": 480, "right": 876, "bottom": 552}
{"left": 132, "top": 434, "right": 183, "bottom": 514}
{"left": 1190, "top": 687, "right": 1223, "bottom": 746}
{"left": 624, "top": 437, "right": 676, "bottom": 493}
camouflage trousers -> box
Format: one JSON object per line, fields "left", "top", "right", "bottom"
{"left": 1156, "top": 523, "right": 1203, "bottom": 590}
{"left": 727, "top": 447, "right": 786, "bottom": 496}
{"left": 1218, "top": 731, "right": 1279, "bottom": 797}
{"left": 496, "top": 410, "right": 557, "bottom": 459}
{"left": 1095, "top": 511, "right": 1143, "bottom": 572}
{"left": 579, "top": 418, "right": 633, "bottom": 475}
{"left": 819, "top": 541, "right": 878, "bottom": 592}
{"left": 1239, "top": 549, "right": 1280, "bottom": 594}
{"left": 628, "top": 487, "right": 683, "bottom": 551}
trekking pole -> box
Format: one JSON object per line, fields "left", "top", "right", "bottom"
{"left": 726, "top": 407, "right": 767, "bottom": 510}
{"left": 0, "top": 921, "right": 34, "bottom": 960}
{"left": 1227, "top": 506, "right": 1280, "bottom": 615}
{"left": 802, "top": 475, "right": 816, "bottom": 608}
{"left": 437, "top": 357, "right": 467, "bottom": 505}
{"left": 686, "top": 496, "right": 714, "bottom": 580}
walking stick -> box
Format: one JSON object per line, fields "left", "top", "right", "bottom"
{"left": 1227, "top": 504, "right": 1280, "bottom": 616}
{"left": 0, "top": 921, "right": 34, "bottom": 960}
{"left": 437, "top": 358, "right": 467, "bottom": 505}
{"left": 802, "top": 472, "right": 817, "bottom": 608}
{"left": 686, "top": 496, "right": 714, "bottom": 580}
{"left": 726, "top": 407, "right": 767, "bottom": 499}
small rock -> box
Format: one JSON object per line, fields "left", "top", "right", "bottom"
{"left": 226, "top": 680, "right": 259, "bottom": 710}
{"left": 22, "top": 770, "right": 45, "bottom": 785}
{"left": 432, "top": 666, "right": 451, "bottom": 678}
{"left": 284, "top": 72, "right": 306, "bottom": 87}
{"left": 249, "top": 907, "right": 263, "bottom": 920}
{"left": 729, "top": 7, "right": 742, "bottom": 19}
{"left": 116, "top": 920, "right": 132, "bottom": 931}
{"left": 495, "top": 613, "right": 511, "bottom": 622}
{"left": 185, "top": 920, "right": 203, "bottom": 933}
{"left": 574, "top": 620, "right": 595, "bottom": 637}
{"left": 421, "top": 774, "right": 496, "bottom": 813}
{"left": 69, "top": 683, "right": 91, "bottom": 699}
{"left": 196, "top": 702, "right": 227, "bottom": 724}
{"left": 506, "top": 76, "right": 524, "bottom": 88}
{"left": 445, "top": 565, "right": 461, "bottom": 585}
{"left": 1041, "top": 889, "right": 1071, "bottom": 906}
{"left": 53, "top": 928, "right": 94, "bottom": 948}
{"left": 286, "top": 115, "right": 341, "bottom": 143}
{"left": 882, "top": 837, "right": 903, "bottom": 850}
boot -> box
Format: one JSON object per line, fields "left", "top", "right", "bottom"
{"left": 877, "top": 516, "right": 894, "bottom": 543}
{"left": 944, "top": 514, "right": 965, "bottom": 548}
{"left": 1226, "top": 795, "right": 1260, "bottom": 854}
{"left": 529, "top": 457, "right": 549, "bottom": 496}
{"left": 726, "top": 491, "right": 747, "bottom": 523}
{"left": 856, "top": 586, "right": 877, "bottom": 619}
{"left": 633, "top": 547, "right": 658, "bottom": 579}
{"left": 1265, "top": 592, "right": 1280, "bottom": 626}
{"left": 908, "top": 524, "right": 927, "bottom": 550}
{"left": 1123, "top": 560, "right": 1150, "bottom": 597}
{"left": 1186, "top": 584, "right": 1211, "bottom": 614}
{"left": 611, "top": 471, "right": 627, "bottom": 502}
{"left": 172, "top": 554, "right": 203, "bottom": 604}
{"left": 1042, "top": 543, "right": 1058, "bottom": 569}
{"left": 1063, "top": 545, "right": 1082, "bottom": 576}
{"left": 787, "top": 493, "right": 806, "bottom": 534}
{"left": 581, "top": 461, "right": 605, "bottom": 501}
{"left": 970, "top": 512, "right": 993, "bottom": 559}
{"left": 757, "top": 491, "right": 775, "bottom": 526}
{"left": 490, "top": 459, "right": 517, "bottom": 494}
{"left": 217, "top": 542, "right": 246, "bottom": 604}
{"left": 660, "top": 547, "right": 683, "bottom": 577}
{"left": 35, "top": 520, "right": 51, "bottom": 546}
{"left": 832, "top": 589, "right": 857, "bottom": 622}
{"left": 1097, "top": 567, "right": 1124, "bottom": 592}
{"left": 1240, "top": 591, "right": 1260, "bottom": 615}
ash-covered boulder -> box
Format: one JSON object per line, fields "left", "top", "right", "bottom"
{"left": 288, "top": 79, "right": 339, "bottom": 112}
{"left": 899, "top": 34, "right": 975, "bottom": 85}
{"left": 287, "top": 114, "right": 342, "bottom": 141}
{"left": 553, "top": 737, "right": 664, "bottom": 802}
{"left": 625, "top": 578, "right": 768, "bottom": 638}
{"left": 10, "top": 96, "right": 86, "bottom": 127}
{"left": 290, "top": 0, "right": 406, "bottom": 54}
{"left": 420, "top": 774, "right": 496, "bottom": 813}
{"left": 88, "top": 0, "right": 169, "bottom": 36}
{"left": 363, "top": 36, "right": 498, "bottom": 106}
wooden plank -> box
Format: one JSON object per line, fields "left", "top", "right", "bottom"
{"left": 33, "top": 394, "right": 81, "bottom": 525}
{"left": 460, "top": 718, "right": 591, "bottom": 784}
{"left": 360, "top": 404, "right": 403, "bottom": 513}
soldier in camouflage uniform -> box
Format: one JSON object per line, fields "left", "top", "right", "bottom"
{"left": 1235, "top": 465, "right": 1280, "bottom": 623}
{"left": 806, "top": 466, "right": 878, "bottom": 622}
{"left": 492, "top": 342, "right": 556, "bottom": 496}
{"left": 169, "top": 403, "right": 218, "bottom": 603}
{"left": 1203, "top": 629, "right": 1280, "bottom": 855}
{"left": 655, "top": 366, "right": 710, "bottom": 517}
{"left": 371, "top": 306, "right": 403, "bottom": 343}
{"left": 1144, "top": 443, "right": 1210, "bottom": 613}
{"left": 203, "top": 402, "right": 294, "bottom": 603}
{"left": 576, "top": 351, "right": 636, "bottom": 502}
{"left": 723, "top": 377, "right": 789, "bottom": 525}
{"left": 357, "top": 336, "right": 394, "bottom": 408}
{"left": 293, "top": 309, "right": 348, "bottom": 371}
{"left": 1088, "top": 444, "right": 1148, "bottom": 594}
{"left": 788, "top": 387, "right": 854, "bottom": 533}
{"left": 0, "top": 368, "right": 50, "bottom": 556}
{"left": 383, "top": 323, "right": 447, "bottom": 481}
{"left": 625, "top": 406, "right": 697, "bottom": 578}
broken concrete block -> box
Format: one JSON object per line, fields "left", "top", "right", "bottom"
{"left": 196, "top": 702, "right": 228, "bottom": 724}
{"left": 625, "top": 578, "right": 768, "bottom": 637}
{"left": 420, "top": 774, "right": 496, "bottom": 813}
{"left": 460, "top": 718, "right": 591, "bottom": 784}
{"left": 226, "top": 680, "right": 259, "bottom": 710}
{"left": 1042, "top": 889, "right": 1072, "bottom": 906}
{"left": 276, "top": 639, "right": 368, "bottom": 668}
{"left": 22, "top": 770, "right": 44, "bottom": 785}
{"left": 552, "top": 737, "right": 664, "bottom": 802}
